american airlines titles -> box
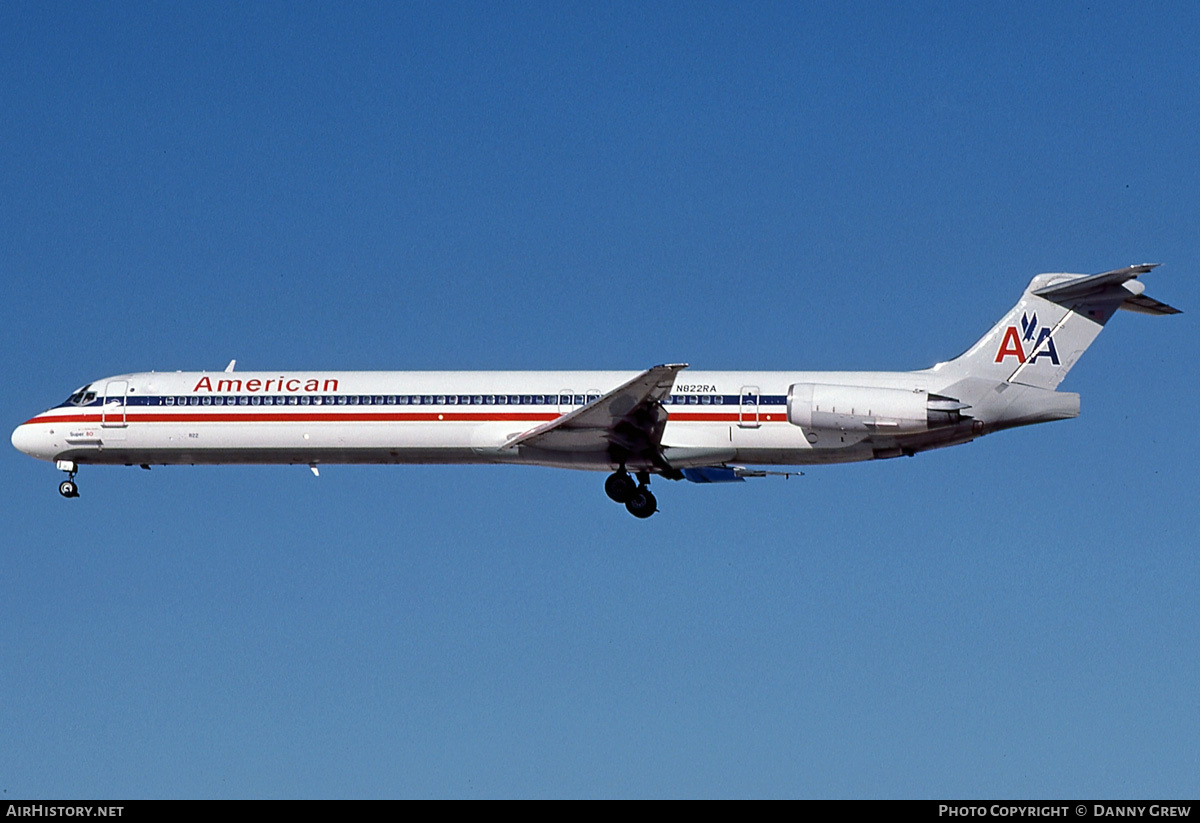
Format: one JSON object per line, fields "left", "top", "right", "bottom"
{"left": 192, "top": 377, "right": 339, "bottom": 394}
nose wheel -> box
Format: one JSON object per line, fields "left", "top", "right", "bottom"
{"left": 58, "top": 461, "right": 80, "bottom": 498}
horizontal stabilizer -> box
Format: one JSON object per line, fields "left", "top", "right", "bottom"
{"left": 1031, "top": 263, "right": 1160, "bottom": 304}
{"left": 1120, "top": 293, "right": 1182, "bottom": 316}
{"left": 1031, "top": 263, "right": 1180, "bottom": 316}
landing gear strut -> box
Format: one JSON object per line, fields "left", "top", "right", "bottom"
{"left": 57, "top": 460, "right": 79, "bottom": 499}
{"left": 58, "top": 461, "right": 80, "bottom": 498}
{"left": 604, "top": 468, "right": 658, "bottom": 518}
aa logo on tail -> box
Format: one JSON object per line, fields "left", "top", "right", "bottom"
{"left": 995, "top": 312, "right": 1060, "bottom": 365}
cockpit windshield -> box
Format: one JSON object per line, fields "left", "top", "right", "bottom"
{"left": 64, "top": 387, "right": 97, "bottom": 406}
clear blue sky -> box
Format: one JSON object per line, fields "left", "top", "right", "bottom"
{"left": 2, "top": 1, "right": 1197, "bottom": 798}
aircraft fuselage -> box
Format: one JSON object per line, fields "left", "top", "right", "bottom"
{"left": 11, "top": 265, "right": 1177, "bottom": 517}
{"left": 14, "top": 368, "right": 966, "bottom": 473}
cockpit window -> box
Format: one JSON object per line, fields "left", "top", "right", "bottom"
{"left": 65, "top": 389, "right": 97, "bottom": 406}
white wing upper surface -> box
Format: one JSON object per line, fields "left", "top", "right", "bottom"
{"left": 502, "top": 363, "right": 688, "bottom": 453}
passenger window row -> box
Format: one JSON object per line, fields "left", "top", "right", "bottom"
{"left": 160, "top": 394, "right": 604, "bottom": 407}
{"left": 152, "top": 393, "right": 765, "bottom": 407}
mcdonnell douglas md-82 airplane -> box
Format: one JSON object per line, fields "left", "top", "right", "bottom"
{"left": 12, "top": 265, "right": 1179, "bottom": 518}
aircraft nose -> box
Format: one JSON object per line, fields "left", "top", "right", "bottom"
{"left": 11, "top": 421, "right": 49, "bottom": 460}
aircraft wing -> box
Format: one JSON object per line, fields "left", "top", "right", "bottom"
{"left": 502, "top": 363, "right": 688, "bottom": 456}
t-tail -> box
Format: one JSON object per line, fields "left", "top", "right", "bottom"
{"left": 925, "top": 264, "right": 1179, "bottom": 431}
{"left": 932, "top": 264, "right": 1179, "bottom": 388}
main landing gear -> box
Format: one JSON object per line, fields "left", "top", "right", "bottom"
{"left": 604, "top": 468, "right": 657, "bottom": 519}
{"left": 57, "top": 461, "right": 79, "bottom": 498}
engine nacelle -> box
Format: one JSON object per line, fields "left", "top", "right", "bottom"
{"left": 787, "top": 383, "right": 965, "bottom": 435}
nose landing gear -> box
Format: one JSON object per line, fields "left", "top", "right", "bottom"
{"left": 604, "top": 468, "right": 658, "bottom": 518}
{"left": 57, "top": 461, "right": 79, "bottom": 498}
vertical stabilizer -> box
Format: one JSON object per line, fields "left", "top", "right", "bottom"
{"left": 928, "top": 264, "right": 1173, "bottom": 390}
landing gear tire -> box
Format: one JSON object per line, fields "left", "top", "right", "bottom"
{"left": 59, "top": 479, "right": 79, "bottom": 498}
{"left": 625, "top": 487, "right": 657, "bottom": 519}
{"left": 605, "top": 471, "right": 637, "bottom": 504}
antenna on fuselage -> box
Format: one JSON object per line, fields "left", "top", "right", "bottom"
{"left": 224, "top": 359, "right": 236, "bottom": 373}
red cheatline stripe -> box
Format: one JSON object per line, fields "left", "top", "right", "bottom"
{"left": 24, "top": 411, "right": 786, "bottom": 425}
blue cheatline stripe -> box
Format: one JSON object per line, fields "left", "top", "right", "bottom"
{"left": 62, "top": 393, "right": 789, "bottom": 409}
